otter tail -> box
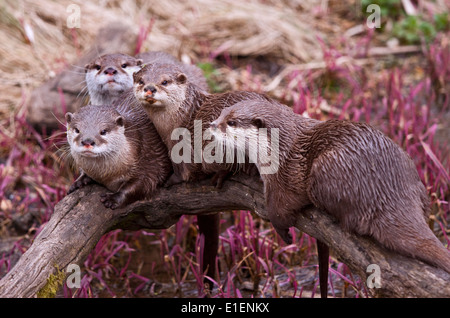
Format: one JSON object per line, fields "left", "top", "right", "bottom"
{"left": 373, "top": 217, "right": 450, "bottom": 273}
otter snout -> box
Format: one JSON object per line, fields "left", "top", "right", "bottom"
{"left": 104, "top": 67, "right": 118, "bottom": 76}
{"left": 81, "top": 138, "right": 96, "bottom": 148}
{"left": 144, "top": 85, "right": 157, "bottom": 95}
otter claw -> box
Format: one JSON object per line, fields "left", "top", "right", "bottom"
{"left": 100, "top": 192, "right": 122, "bottom": 210}
{"left": 68, "top": 175, "right": 94, "bottom": 194}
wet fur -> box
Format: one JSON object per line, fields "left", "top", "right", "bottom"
{"left": 213, "top": 100, "right": 450, "bottom": 273}
{"left": 132, "top": 63, "right": 273, "bottom": 184}
{"left": 85, "top": 53, "right": 143, "bottom": 105}
{"left": 130, "top": 61, "right": 224, "bottom": 283}
{"left": 85, "top": 52, "right": 208, "bottom": 106}
{"left": 136, "top": 51, "right": 208, "bottom": 92}
{"left": 66, "top": 103, "right": 172, "bottom": 209}
{"left": 82, "top": 53, "right": 221, "bottom": 285}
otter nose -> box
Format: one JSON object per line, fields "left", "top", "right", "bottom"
{"left": 81, "top": 138, "right": 95, "bottom": 147}
{"left": 104, "top": 67, "right": 117, "bottom": 76}
{"left": 144, "top": 85, "right": 157, "bottom": 95}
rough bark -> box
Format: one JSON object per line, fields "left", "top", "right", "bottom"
{"left": 0, "top": 175, "right": 449, "bottom": 298}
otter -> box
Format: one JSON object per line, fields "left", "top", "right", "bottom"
{"left": 131, "top": 63, "right": 274, "bottom": 286}
{"left": 210, "top": 99, "right": 450, "bottom": 274}
{"left": 85, "top": 55, "right": 217, "bottom": 284}
{"left": 65, "top": 103, "right": 172, "bottom": 209}
{"left": 85, "top": 53, "right": 143, "bottom": 105}
{"left": 85, "top": 52, "right": 208, "bottom": 105}
{"left": 131, "top": 63, "right": 270, "bottom": 186}
{"left": 136, "top": 51, "right": 208, "bottom": 92}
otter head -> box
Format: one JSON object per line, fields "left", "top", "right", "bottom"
{"left": 65, "top": 105, "right": 129, "bottom": 163}
{"left": 210, "top": 100, "right": 271, "bottom": 168}
{"left": 85, "top": 53, "right": 143, "bottom": 104}
{"left": 132, "top": 63, "right": 188, "bottom": 111}
{"left": 210, "top": 100, "right": 266, "bottom": 145}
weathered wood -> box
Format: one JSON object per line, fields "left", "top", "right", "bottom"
{"left": 0, "top": 175, "right": 448, "bottom": 298}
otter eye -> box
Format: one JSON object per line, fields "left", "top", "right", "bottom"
{"left": 74, "top": 128, "right": 80, "bottom": 134}
{"left": 95, "top": 64, "right": 101, "bottom": 71}
{"left": 161, "top": 80, "right": 168, "bottom": 86}
{"left": 100, "top": 129, "right": 108, "bottom": 136}
{"left": 139, "top": 80, "right": 145, "bottom": 86}
{"left": 227, "top": 120, "right": 236, "bottom": 127}
{"left": 121, "top": 63, "right": 127, "bottom": 68}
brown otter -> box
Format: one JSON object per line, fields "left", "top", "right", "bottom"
{"left": 86, "top": 56, "right": 217, "bottom": 284}
{"left": 65, "top": 103, "right": 172, "bottom": 209}
{"left": 131, "top": 63, "right": 272, "bottom": 287}
{"left": 85, "top": 52, "right": 208, "bottom": 105}
{"left": 131, "top": 63, "right": 270, "bottom": 186}
{"left": 136, "top": 51, "right": 208, "bottom": 92}
{"left": 210, "top": 99, "right": 450, "bottom": 274}
{"left": 85, "top": 53, "right": 143, "bottom": 105}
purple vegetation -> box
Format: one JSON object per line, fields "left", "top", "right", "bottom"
{"left": 0, "top": 32, "right": 448, "bottom": 298}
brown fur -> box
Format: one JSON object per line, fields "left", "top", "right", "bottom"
{"left": 132, "top": 63, "right": 272, "bottom": 185}
{"left": 66, "top": 103, "right": 172, "bottom": 209}
{"left": 136, "top": 51, "right": 208, "bottom": 92}
{"left": 128, "top": 61, "right": 223, "bottom": 283}
{"left": 212, "top": 99, "right": 450, "bottom": 273}
{"left": 85, "top": 52, "right": 208, "bottom": 106}
{"left": 85, "top": 53, "right": 143, "bottom": 105}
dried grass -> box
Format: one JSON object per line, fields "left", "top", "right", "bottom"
{"left": 0, "top": 0, "right": 324, "bottom": 116}
{"left": 152, "top": 0, "right": 323, "bottom": 62}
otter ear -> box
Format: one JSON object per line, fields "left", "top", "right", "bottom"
{"left": 133, "top": 71, "right": 140, "bottom": 82}
{"left": 176, "top": 73, "right": 187, "bottom": 84}
{"left": 136, "top": 59, "right": 143, "bottom": 67}
{"left": 252, "top": 118, "right": 265, "bottom": 129}
{"left": 65, "top": 112, "right": 73, "bottom": 124}
{"left": 115, "top": 116, "right": 124, "bottom": 127}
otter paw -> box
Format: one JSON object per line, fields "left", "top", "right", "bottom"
{"left": 68, "top": 175, "right": 94, "bottom": 194}
{"left": 100, "top": 192, "right": 124, "bottom": 210}
{"left": 163, "top": 173, "right": 184, "bottom": 188}
{"left": 272, "top": 225, "right": 293, "bottom": 245}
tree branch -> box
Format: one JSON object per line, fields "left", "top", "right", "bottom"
{"left": 0, "top": 175, "right": 448, "bottom": 298}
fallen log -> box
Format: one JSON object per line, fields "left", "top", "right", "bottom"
{"left": 0, "top": 175, "right": 448, "bottom": 298}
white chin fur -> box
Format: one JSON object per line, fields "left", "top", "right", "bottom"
{"left": 136, "top": 91, "right": 165, "bottom": 107}
{"left": 71, "top": 144, "right": 109, "bottom": 157}
{"left": 151, "top": 92, "right": 164, "bottom": 103}
{"left": 87, "top": 71, "right": 131, "bottom": 93}
{"left": 209, "top": 127, "right": 226, "bottom": 142}
{"left": 150, "top": 100, "right": 163, "bottom": 106}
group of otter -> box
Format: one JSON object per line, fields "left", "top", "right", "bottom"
{"left": 65, "top": 51, "right": 450, "bottom": 297}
